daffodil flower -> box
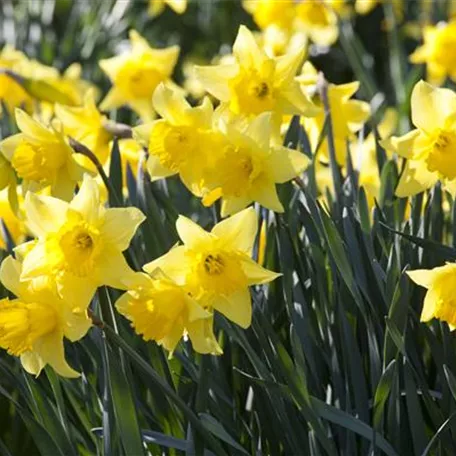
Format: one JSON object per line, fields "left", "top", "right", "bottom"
{"left": 383, "top": 80, "right": 456, "bottom": 197}
{"left": 0, "top": 109, "right": 88, "bottom": 201}
{"left": 133, "top": 83, "right": 215, "bottom": 193}
{"left": 195, "top": 25, "right": 318, "bottom": 120}
{"left": 299, "top": 75, "right": 371, "bottom": 166}
{"left": 99, "top": 30, "right": 180, "bottom": 121}
{"left": 55, "top": 90, "right": 113, "bottom": 167}
{"left": 116, "top": 270, "right": 221, "bottom": 355}
{"left": 203, "top": 112, "right": 311, "bottom": 216}
{"left": 409, "top": 20, "right": 456, "bottom": 86}
{"left": 0, "top": 256, "right": 91, "bottom": 377}
{"left": 144, "top": 208, "right": 281, "bottom": 329}
{"left": 20, "top": 174, "right": 145, "bottom": 308}
{"left": 408, "top": 264, "right": 456, "bottom": 330}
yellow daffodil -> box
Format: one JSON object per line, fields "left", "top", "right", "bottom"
{"left": 408, "top": 264, "right": 456, "bottom": 329}
{"left": 99, "top": 30, "right": 180, "bottom": 121}
{"left": 144, "top": 208, "right": 280, "bottom": 328}
{"left": 300, "top": 76, "right": 370, "bottom": 165}
{"left": 148, "top": 0, "right": 187, "bottom": 17}
{"left": 294, "top": 0, "right": 339, "bottom": 47}
{"left": 195, "top": 25, "right": 317, "bottom": 120}
{"left": 0, "top": 109, "right": 87, "bottom": 201}
{"left": 133, "top": 83, "right": 215, "bottom": 193}
{"left": 0, "top": 256, "right": 91, "bottom": 377}
{"left": 409, "top": 20, "right": 456, "bottom": 86}
{"left": 116, "top": 270, "right": 221, "bottom": 355}
{"left": 243, "top": 0, "right": 295, "bottom": 30}
{"left": 243, "top": 0, "right": 341, "bottom": 46}
{"left": 204, "top": 112, "right": 311, "bottom": 216}
{"left": 383, "top": 81, "right": 456, "bottom": 197}
{"left": 55, "top": 90, "right": 113, "bottom": 167}
{"left": 20, "top": 174, "right": 145, "bottom": 308}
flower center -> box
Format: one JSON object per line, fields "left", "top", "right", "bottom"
{"left": 426, "top": 129, "right": 456, "bottom": 179}
{"left": 214, "top": 144, "right": 263, "bottom": 197}
{"left": 0, "top": 299, "right": 57, "bottom": 356}
{"left": 229, "top": 68, "right": 276, "bottom": 115}
{"left": 11, "top": 140, "right": 66, "bottom": 182}
{"left": 188, "top": 249, "right": 248, "bottom": 297}
{"left": 116, "top": 57, "right": 164, "bottom": 99}
{"left": 57, "top": 221, "right": 101, "bottom": 277}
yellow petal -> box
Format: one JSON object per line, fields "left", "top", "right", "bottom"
{"left": 406, "top": 269, "right": 435, "bottom": 288}
{"left": 52, "top": 167, "right": 77, "bottom": 202}
{"left": 176, "top": 215, "right": 214, "bottom": 248}
{"left": 220, "top": 196, "right": 252, "bottom": 218}
{"left": 101, "top": 207, "right": 145, "bottom": 251}
{"left": 0, "top": 133, "right": 23, "bottom": 161}
{"left": 275, "top": 48, "right": 305, "bottom": 85}
{"left": 186, "top": 318, "right": 223, "bottom": 355}
{"left": 20, "top": 242, "right": 51, "bottom": 280}
{"left": 153, "top": 83, "right": 190, "bottom": 123}
{"left": 241, "top": 256, "right": 282, "bottom": 285}
{"left": 246, "top": 112, "right": 271, "bottom": 149}
{"left": 268, "top": 147, "right": 310, "bottom": 184}
{"left": 0, "top": 256, "right": 26, "bottom": 298}
{"left": 36, "top": 331, "right": 80, "bottom": 378}
{"left": 143, "top": 245, "right": 188, "bottom": 284}
{"left": 233, "top": 25, "right": 264, "bottom": 69}
{"left": 95, "top": 248, "right": 137, "bottom": 290}
{"left": 99, "top": 55, "right": 127, "bottom": 81}
{"left": 57, "top": 273, "right": 97, "bottom": 319}
{"left": 213, "top": 288, "right": 252, "bottom": 328}
{"left": 99, "top": 87, "right": 125, "bottom": 111}
{"left": 69, "top": 174, "right": 101, "bottom": 224}
{"left": 166, "top": 0, "right": 187, "bottom": 14}
{"left": 411, "top": 80, "right": 456, "bottom": 133}
{"left": 147, "top": 154, "right": 177, "bottom": 182}
{"left": 395, "top": 159, "right": 438, "bottom": 198}
{"left": 421, "top": 288, "right": 438, "bottom": 322}
{"left": 24, "top": 191, "right": 68, "bottom": 237}
{"left": 382, "top": 130, "right": 431, "bottom": 160}
{"left": 15, "top": 109, "right": 54, "bottom": 141}
{"left": 211, "top": 207, "right": 258, "bottom": 255}
{"left": 21, "top": 352, "right": 45, "bottom": 377}
{"left": 249, "top": 183, "right": 284, "bottom": 213}
{"left": 194, "top": 64, "right": 239, "bottom": 102}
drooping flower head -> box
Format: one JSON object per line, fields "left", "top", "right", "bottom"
{"left": 144, "top": 208, "right": 281, "bottom": 329}
{"left": 20, "top": 174, "right": 145, "bottom": 308}
{"left": 99, "top": 30, "right": 180, "bottom": 121}
{"left": 195, "top": 25, "right": 318, "bottom": 121}
{"left": 116, "top": 270, "right": 221, "bottom": 355}
{"left": 0, "top": 109, "right": 87, "bottom": 201}
{"left": 0, "top": 256, "right": 91, "bottom": 377}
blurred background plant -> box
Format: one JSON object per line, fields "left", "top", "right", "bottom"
{"left": 2, "top": 1, "right": 456, "bottom": 455}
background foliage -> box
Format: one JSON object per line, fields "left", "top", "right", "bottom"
{"left": 1, "top": 1, "right": 456, "bottom": 455}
